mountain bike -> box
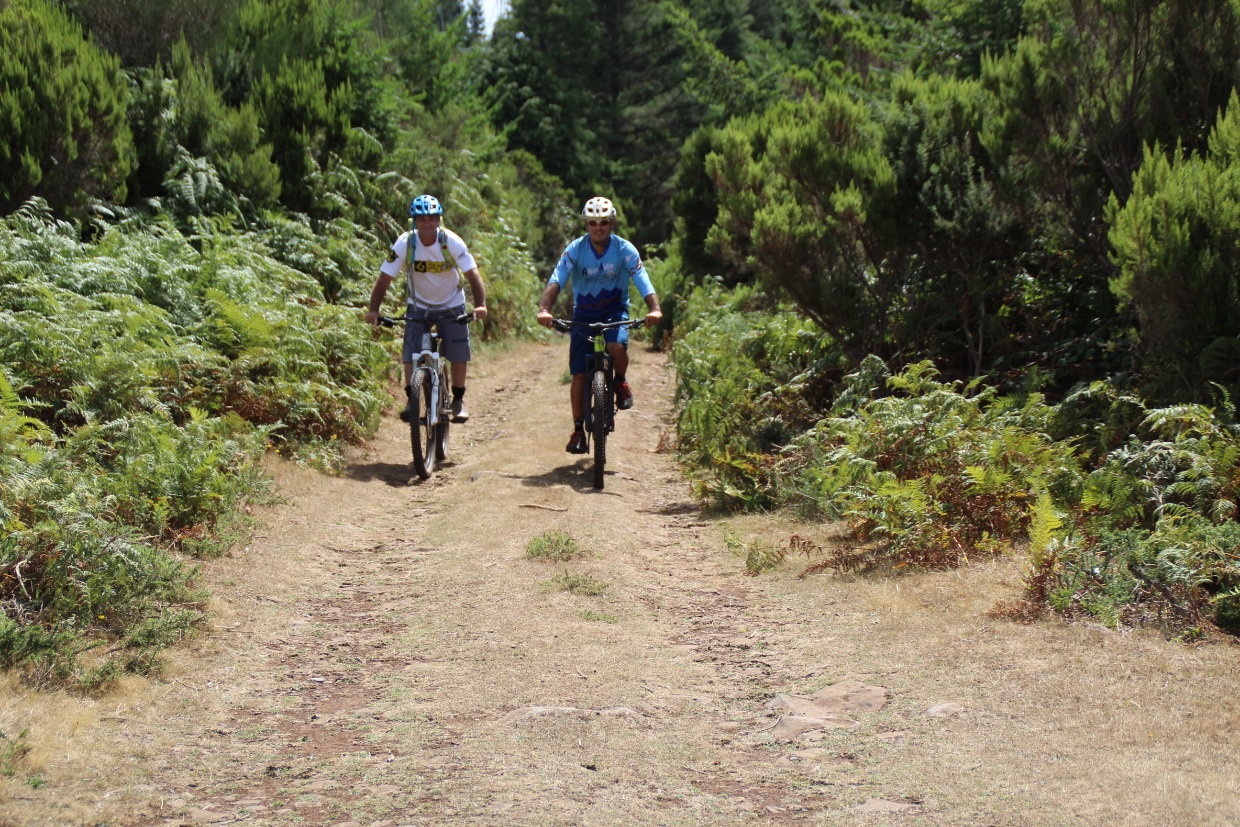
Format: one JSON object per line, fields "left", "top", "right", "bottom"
{"left": 380, "top": 310, "right": 474, "bottom": 479}
{"left": 552, "top": 316, "right": 646, "bottom": 490}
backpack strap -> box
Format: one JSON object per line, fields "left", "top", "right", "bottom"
{"left": 410, "top": 228, "right": 460, "bottom": 272}
{"left": 405, "top": 227, "right": 463, "bottom": 306}
{"left": 438, "top": 228, "right": 459, "bottom": 272}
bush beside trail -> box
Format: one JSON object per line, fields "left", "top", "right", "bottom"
{"left": 672, "top": 284, "right": 1240, "bottom": 638}
{"left": 0, "top": 176, "right": 545, "bottom": 689}
{"left": 0, "top": 201, "right": 375, "bottom": 687}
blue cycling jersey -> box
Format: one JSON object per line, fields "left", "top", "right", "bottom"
{"left": 548, "top": 234, "right": 655, "bottom": 318}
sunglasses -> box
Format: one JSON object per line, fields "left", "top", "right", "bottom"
{"left": 586, "top": 219, "right": 611, "bottom": 227}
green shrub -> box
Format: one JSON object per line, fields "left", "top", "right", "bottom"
{"left": 0, "top": 199, "right": 397, "bottom": 686}
{"left": 0, "top": 727, "right": 32, "bottom": 777}
{"left": 548, "top": 571, "right": 608, "bottom": 597}
{"left": 1107, "top": 90, "right": 1240, "bottom": 400}
{"left": 777, "top": 359, "right": 1081, "bottom": 569}
{"left": 0, "top": 0, "right": 134, "bottom": 213}
{"left": 673, "top": 294, "right": 1240, "bottom": 633}
{"left": 674, "top": 282, "right": 844, "bottom": 510}
{"left": 1048, "top": 518, "right": 1240, "bottom": 633}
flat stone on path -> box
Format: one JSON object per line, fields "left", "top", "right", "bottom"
{"left": 925, "top": 702, "right": 966, "bottom": 718}
{"left": 766, "top": 679, "right": 888, "bottom": 717}
{"left": 771, "top": 714, "right": 858, "bottom": 740}
{"left": 499, "top": 705, "right": 644, "bottom": 725}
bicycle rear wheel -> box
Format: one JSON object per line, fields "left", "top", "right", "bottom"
{"left": 590, "top": 370, "right": 608, "bottom": 489}
{"left": 409, "top": 367, "right": 435, "bottom": 479}
{"left": 435, "top": 363, "right": 451, "bottom": 463}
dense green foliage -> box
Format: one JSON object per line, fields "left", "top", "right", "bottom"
{"left": 1, "top": 0, "right": 554, "bottom": 688}
{"left": 483, "top": 0, "right": 787, "bottom": 246}
{"left": 674, "top": 282, "right": 845, "bottom": 509}
{"left": 674, "top": 283, "right": 1240, "bottom": 635}
{"left": 1107, "top": 90, "right": 1240, "bottom": 399}
{"left": 0, "top": 198, "right": 390, "bottom": 684}
{"left": 652, "top": 0, "right": 1240, "bottom": 638}
{"left": 0, "top": 0, "right": 134, "bottom": 213}
{"left": 10, "top": 0, "right": 1240, "bottom": 684}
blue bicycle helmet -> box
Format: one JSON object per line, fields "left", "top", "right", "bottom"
{"left": 410, "top": 195, "right": 443, "bottom": 217}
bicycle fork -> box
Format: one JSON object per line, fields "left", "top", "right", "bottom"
{"left": 415, "top": 336, "right": 442, "bottom": 428}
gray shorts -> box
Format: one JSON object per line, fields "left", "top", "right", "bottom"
{"left": 402, "top": 303, "right": 471, "bottom": 364}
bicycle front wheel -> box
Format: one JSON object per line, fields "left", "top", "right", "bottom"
{"left": 590, "top": 370, "right": 608, "bottom": 489}
{"left": 409, "top": 367, "right": 436, "bottom": 479}
{"left": 435, "top": 363, "right": 451, "bottom": 464}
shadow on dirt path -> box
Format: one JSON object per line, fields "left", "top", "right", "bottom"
{"left": 4, "top": 339, "right": 1240, "bottom": 826}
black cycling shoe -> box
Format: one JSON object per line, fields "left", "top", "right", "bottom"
{"left": 565, "top": 430, "right": 588, "bottom": 454}
{"left": 399, "top": 388, "right": 413, "bottom": 422}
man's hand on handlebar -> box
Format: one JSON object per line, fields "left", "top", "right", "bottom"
{"left": 473, "top": 305, "right": 488, "bottom": 322}
{"left": 537, "top": 308, "right": 554, "bottom": 328}
{"left": 644, "top": 309, "right": 662, "bottom": 328}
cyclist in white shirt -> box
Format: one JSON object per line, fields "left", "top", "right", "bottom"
{"left": 365, "top": 195, "right": 488, "bottom": 423}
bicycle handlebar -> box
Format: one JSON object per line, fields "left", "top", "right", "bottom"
{"left": 550, "top": 317, "right": 648, "bottom": 334}
{"left": 379, "top": 310, "right": 475, "bottom": 329}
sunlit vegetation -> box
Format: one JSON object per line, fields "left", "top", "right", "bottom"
{"left": 0, "top": 0, "right": 550, "bottom": 689}
{"left": 525, "top": 531, "right": 582, "bottom": 562}
{"left": 661, "top": 0, "right": 1240, "bottom": 639}
{"left": 8, "top": 0, "right": 1240, "bottom": 688}
{"left": 674, "top": 285, "right": 1240, "bottom": 635}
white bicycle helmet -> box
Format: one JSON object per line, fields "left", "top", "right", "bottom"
{"left": 582, "top": 196, "right": 617, "bottom": 222}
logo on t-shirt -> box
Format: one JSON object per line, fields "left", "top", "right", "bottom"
{"left": 414, "top": 260, "right": 454, "bottom": 273}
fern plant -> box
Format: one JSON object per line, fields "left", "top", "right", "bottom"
{"left": 774, "top": 359, "right": 1081, "bottom": 569}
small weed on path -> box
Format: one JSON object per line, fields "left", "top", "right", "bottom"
{"left": 0, "top": 730, "right": 30, "bottom": 777}
{"left": 547, "top": 570, "right": 608, "bottom": 596}
{"left": 526, "top": 530, "right": 582, "bottom": 562}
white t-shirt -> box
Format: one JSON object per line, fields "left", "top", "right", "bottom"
{"left": 380, "top": 227, "right": 477, "bottom": 309}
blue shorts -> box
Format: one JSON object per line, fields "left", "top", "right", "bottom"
{"left": 403, "top": 303, "right": 471, "bottom": 364}
{"left": 569, "top": 310, "right": 628, "bottom": 375}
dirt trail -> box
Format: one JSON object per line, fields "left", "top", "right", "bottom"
{"left": 4, "top": 339, "right": 1240, "bottom": 827}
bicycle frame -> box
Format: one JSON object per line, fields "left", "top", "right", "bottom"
{"left": 552, "top": 315, "right": 645, "bottom": 489}
{"left": 380, "top": 310, "right": 472, "bottom": 478}
{"left": 411, "top": 327, "right": 447, "bottom": 430}
{"left": 552, "top": 317, "right": 642, "bottom": 410}
{"left": 381, "top": 311, "right": 468, "bottom": 390}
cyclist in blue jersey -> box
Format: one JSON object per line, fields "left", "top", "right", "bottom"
{"left": 536, "top": 197, "right": 662, "bottom": 454}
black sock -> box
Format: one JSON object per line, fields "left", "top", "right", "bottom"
{"left": 615, "top": 374, "right": 626, "bottom": 384}
{"left": 574, "top": 417, "right": 583, "bottom": 431}
{"left": 452, "top": 386, "right": 465, "bottom": 400}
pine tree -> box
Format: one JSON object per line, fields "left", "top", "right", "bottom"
{"left": 1107, "top": 90, "right": 1240, "bottom": 398}
{"left": 465, "top": 0, "right": 486, "bottom": 45}
{"left": 0, "top": 0, "right": 135, "bottom": 214}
